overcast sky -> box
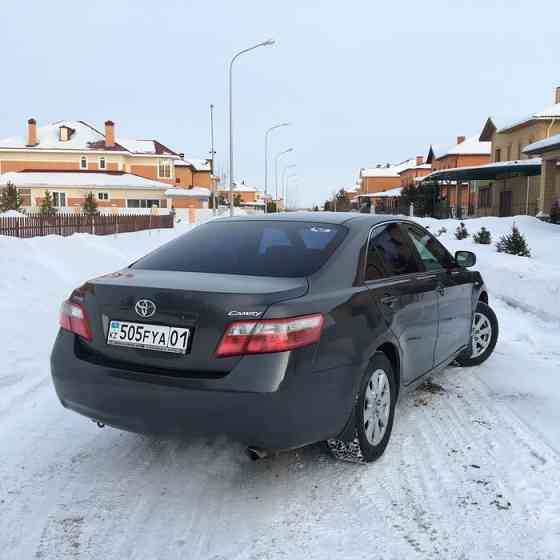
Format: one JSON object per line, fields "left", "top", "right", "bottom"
{"left": 1, "top": 0, "right": 559, "bottom": 207}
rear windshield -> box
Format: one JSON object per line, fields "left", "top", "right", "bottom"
{"left": 132, "top": 220, "right": 347, "bottom": 278}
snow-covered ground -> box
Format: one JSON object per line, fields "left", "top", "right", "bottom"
{"left": 1, "top": 216, "right": 559, "bottom": 559}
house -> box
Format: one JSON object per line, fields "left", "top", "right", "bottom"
{"left": 174, "top": 157, "right": 214, "bottom": 189}
{"left": 427, "top": 135, "right": 491, "bottom": 213}
{"left": 369, "top": 187, "right": 404, "bottom": 214}
{"left": 524, "top": 133, "right": 560, "bottom": 215}
{"left": 358, "top": 158, "right": 418, "bottom": 200}
{"left": 398, "top": 156, "right": 431, "bottom": 188}
{"left": 0, "top": 119, "right": 213, "bottom": 211}
{"left": 0, "top": 171, "right": 176, "bottom": 211}
{"left": 219, "top": 181, "right": 266, "bottom": 212}
{"left": 479, "top": 87, "right": 560, "bottom": 216}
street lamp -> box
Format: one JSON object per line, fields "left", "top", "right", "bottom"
{"left": 282, "top": 163, "right": 296, "bottom": 203}
{"left": 265, "top": 123, "right": 290, "bottom": 211}
{"left": 274, "top": 148, "right": 293, "bottom": 203}
{"left": 228, "top": 39, "right": 275, "bottom": 216}
{"left": 285, "top": 174, "right": 298, "bottom": 210}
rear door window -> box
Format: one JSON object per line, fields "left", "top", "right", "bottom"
{"left": 364, "top": 223, "right": 419, "bottom": 281}
{"left": 133, "top": 220, "right": 347, "bottom": 278}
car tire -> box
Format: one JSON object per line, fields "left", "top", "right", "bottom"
{"left": 455, "top": 301, "right": 499, "bottom": 367}
{"left": 327, "top": 352, "right": 397, "bottom": 463}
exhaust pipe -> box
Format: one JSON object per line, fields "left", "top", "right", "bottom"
{"left": 96, "top": 421, "right": 105, "bottom": 428}
{"left": 246, "top": 446, "right": 268, "bottom": 461}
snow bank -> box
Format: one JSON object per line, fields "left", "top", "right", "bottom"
{"left": 414, "top": 215, "right": 560, "bottom": 321}
{"left": 0, "top": 224, "right": 192, "bottom": 409}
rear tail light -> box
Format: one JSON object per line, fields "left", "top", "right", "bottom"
{"left": 59, "top": 298, "right": 92, "bottom": 342}
{"left": 215, "top": 313, "right": 324, "bottom": 358}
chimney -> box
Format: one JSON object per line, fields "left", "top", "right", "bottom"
{"left": 27, "top": 118, "right": 38, "bottom": 146}
{"left": 556, "top": 87, "right": 560, "bottom": 105}
{"left": 416, "top": 155, "right": 424, "bottom": 166}
{"left": 457, "top": 135, "right": 466, "bottom": 145}
{"left": 105, "top": 120, "right": 115, "bottom": 148}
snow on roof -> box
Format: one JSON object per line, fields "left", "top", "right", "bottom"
{"left": 370, "top": 187, "right": 402, "bottom": 198}
{"left": 436, "top": 136, "right": 491, "bottom": 158}
{"left": 118, "top": 139, "right": 156, "bottom": 154}
{"left": 117, "top": 138, "right": 177, "bottom": 156}
{"left": 419, "top": 158, "right": 542, "bottom": 182}
{"left": 0, "top": 171, "right": 171, "bottom": 190}
{"left": 175, "top": 158, "right": 211, "bottom": 171}
{"left": 361, "top": 158, "right": 416, "bottom": 177}
{"left": 0, "top": 120, "right": 178, "bottom": 156}
{"left": 0, "top": 121, "right": 118, "bottom": 151}
{"left": 523, "top": 133, "right": 560, "bottom": 154}
{"left": 233, "top": 182, "right": 259, "bottom": 192}
{"left": 241, "top": 200, "right": 266, "bottom": 206}
{"left": 498, "top": 102, "right": 560, "bottom": 133}
{"left": 164, "top": 187, "right": 210, "bottom": 198}
{"left": 399, "top": 163, "right": 431, "bottom": 173}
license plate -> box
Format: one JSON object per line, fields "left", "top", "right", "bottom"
{"left": 107, "top": 320, "right": 190, "bottom": 354}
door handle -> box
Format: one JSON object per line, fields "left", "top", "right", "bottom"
{"left": 380, "top": 295, "right": 398, "bottom": 307}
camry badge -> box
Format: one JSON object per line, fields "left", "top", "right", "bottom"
{"left": 135, "top": 299, "right": 157, "bottom": 318}
{"left": 228, "top": 310, "right": 262, "bottom": 318}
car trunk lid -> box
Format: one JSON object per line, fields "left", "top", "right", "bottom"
{"left": 77, "top": 269, "right": 308, "bottom": 375}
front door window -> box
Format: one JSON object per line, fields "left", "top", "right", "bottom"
{"left": 403, "top": 225, "right": 453, "bottom": 271}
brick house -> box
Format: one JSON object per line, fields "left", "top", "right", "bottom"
{"left": 358, "top": 158, "right": 420, "bottom": 200}
{"left": 479, "top": 87, "right": 560, "bottom": 216}
{"left": 0, "top": 119, "right": 212, "bottom": 211}
{"left": 398, "top": 156, "right": 431, "bottom": 188}
{"left": 427, "top": 136, "right": 491, "bottom": 212}
{"left": 219, "top": 182, "right": 266, "bottom": 211}
{"left": 523, "top": 133, "right": 560, "bottom": 216}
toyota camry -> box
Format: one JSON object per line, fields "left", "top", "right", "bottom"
{"left": 51, "top": 213, "right": 498, "bottom": 462}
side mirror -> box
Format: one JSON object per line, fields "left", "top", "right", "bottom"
{"left": 455, "top": 250, "right": 476, "bottom": 268}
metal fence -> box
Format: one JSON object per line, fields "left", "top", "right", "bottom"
{"left": 0, "top": 213, "right": 174, "bottom": 238}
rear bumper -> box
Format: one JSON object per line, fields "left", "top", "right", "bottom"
{"left": 50, "top": 330, "right": 358, "bottom": 451}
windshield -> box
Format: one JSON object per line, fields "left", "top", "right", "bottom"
{"left": 132, "top": 220, "right": 347, "bottom": 278}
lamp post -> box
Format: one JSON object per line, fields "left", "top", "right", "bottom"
{"left": 274, "top": 148, "right": 293, "bottom": 205}
{"left": 209, "top": 104, "right": 217, "bottom": 216}
{"left": 265, "top": 123, "right": 290, "bottom": 212}
{"left": 285, "top": 174, "right": 298, "bottom": 210}
{"left": 281, "top": 163, "right": 296, "bottom": 204}
{"left": 228, "top": 39, "right": 275, "bottom": 216}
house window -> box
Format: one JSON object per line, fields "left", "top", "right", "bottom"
{"left": 127, "top": 199, "right": 160, "bottom": 209}
{"left": 158, "top": 159, "right": 172, "bottom": 178}
{"left": 52, "top": 192, "right": 66, "bottom": 207}
{"left": 99, "top": 157, "right": 106, "bottom": 170}
{"left": 97, "top": 192, "right": 109, "bottom": 201}
{"left": 495, "top": 148, "right": 501, "bottom": 162}
{"left": 80, "top": 156, "right": 88, "bottom": 170}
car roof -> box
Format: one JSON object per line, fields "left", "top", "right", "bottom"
{"left": 214, "top": 211, "right": 414, "bottom": 229}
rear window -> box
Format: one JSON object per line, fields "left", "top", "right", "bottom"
{"left": 132, "top": 220, "right": 347, "bottom": 278}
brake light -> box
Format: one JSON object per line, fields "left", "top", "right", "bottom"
{"left": 59, "top": 299, "right": 92, "bottom": 341}
{"left": 215, "top": 314, "right": 324, "bottom": 357}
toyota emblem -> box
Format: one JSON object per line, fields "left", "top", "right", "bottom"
{"left": 135, "top": 299, "right": 156, "bottom": 318}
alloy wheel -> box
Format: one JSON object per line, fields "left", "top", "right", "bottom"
{"left": 363, "top": 368, "right": 391, "bottom": 445}
{"left": 471, "top": 312, "right": 492, "bottom": 358}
